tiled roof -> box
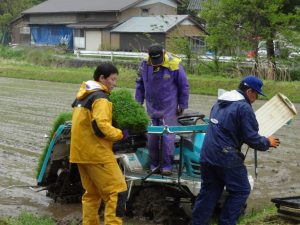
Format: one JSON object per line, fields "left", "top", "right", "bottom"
{"left": 111, "top": 15, "right": 189, "bottom": 33}
{"left": 187, "top": 0, "right": 201, "bottom": 10}
{"left": 23, "top": 0, "right": 142, "bottom": 14}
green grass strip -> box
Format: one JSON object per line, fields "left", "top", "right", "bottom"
{"left": 0, "top": 211, "right": 56, "bottom": 225}
{"left": 1, "top": 58, "right": 300, "bottom": 103}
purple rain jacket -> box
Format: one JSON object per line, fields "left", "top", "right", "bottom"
{"left": 135, "top": 53, "right": 189, "bottom": 123}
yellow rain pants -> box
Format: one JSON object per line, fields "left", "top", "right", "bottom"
{"left": 78, "top": 161, "right": 127, "bottom": 225}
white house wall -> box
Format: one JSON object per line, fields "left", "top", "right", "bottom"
{"left": 85, "top": 30, "right": 101, "bottom": 51}
{"left": 120, "top": 1, "right": 177, "bottom": 21}
{"left": 74, "top": 37, "right": 85, "bottom": 49}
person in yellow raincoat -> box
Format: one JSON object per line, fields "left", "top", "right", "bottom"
{"left": 70, "top": 62, "right": 128, "bottom": 225}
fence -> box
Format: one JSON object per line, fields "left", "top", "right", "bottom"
{"left": 73, "top": 50, "right": 256, "bottom": 64}
{"left": 74, "top": 50, "right": 148, "bottom": 61}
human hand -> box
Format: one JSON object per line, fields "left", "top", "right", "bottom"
{"left": 122, "top": 129, "right": 129, "bottom": 140}
{"left": 176, "top": 107, "right": 184, "bottom": 116}
{"left": 268, "top": 136, "right": 280, "bottom": 148}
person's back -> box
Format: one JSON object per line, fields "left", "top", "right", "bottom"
{"left": 200, "top": 89, "right": 270, "bottom": 168}
{"left": 192, "top": 75, "right": 280, "bottom": 225}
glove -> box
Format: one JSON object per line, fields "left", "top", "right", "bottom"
{"left": 122, "top": 129, "right": 129, "bottom": 140}
{"left": 268, "top": 136, "right": 280, "bottom": 148}
{"left": 176, "top": 107, "right": 184, "bottom": 116}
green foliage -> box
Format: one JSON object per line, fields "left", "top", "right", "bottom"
{"left": 36, "top": 112, "right": 72, "bottom": 178}
{"left": 0, "top": 0, "right": 45, "bottom": 39}
{"left": 200, "top": 0, "right": 300, "bottom": 79}
{"left": 0, "top": 45, "right": 25, "bottom": 59}
{"left": 168, "top": 36, "right": 198, "bottom": 73}
{"left": 3, "top": 211, "right": 55, "bottom": 225}
{"left": 24, "top": 47, "right": 58, "bottom": 66}
{"left": 289, "top": 69, "right": 300, "bottom": 81}
{"left": 110, "top": 89, "right": 150, "bottom": 134}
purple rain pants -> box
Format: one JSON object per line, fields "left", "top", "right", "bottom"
{"left": 148, "top": 118, "right": 176, "bottom": 169}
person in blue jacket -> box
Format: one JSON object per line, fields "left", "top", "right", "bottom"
{"left": 135, "top": 43, "right": 189, "bottom": 175}
{"left": 192, "top": 75, "right": 280, "bottom": 225}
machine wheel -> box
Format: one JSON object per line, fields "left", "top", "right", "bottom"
{"left": 131, "top": 186, "right": 190, "bottom": 225}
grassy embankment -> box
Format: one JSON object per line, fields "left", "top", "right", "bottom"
{"left": 0, "top": 58, "right": 299, "bottom": 103}
{"left": 0, "top": 207, "right": 294, "bottom": 225}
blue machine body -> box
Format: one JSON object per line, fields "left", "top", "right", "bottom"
{"left": 37, "top": 121, "right": 208, "bottom": 184}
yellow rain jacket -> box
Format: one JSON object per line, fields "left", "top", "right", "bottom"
{"left": 70, "top": 80, "right": 123, "bottom": 164}
{"left": 70, "top": 80, "right": 127, "bottom": 225}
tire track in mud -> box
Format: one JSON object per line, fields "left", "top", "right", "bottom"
{"left": 0, "top": 77, "right": 299, "bottom": 221}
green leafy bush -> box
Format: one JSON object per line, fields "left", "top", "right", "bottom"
{"left": 110, "top": 89, "right": 150, "bottom": 134}
{"left": 289, "top": 69, "right": 300, "bottom": 81}
{"left": 24, "top": 47, "right": 57, "bottom": 66}
{"left": 0, "top": 45, "right": 25, "bottom": 59}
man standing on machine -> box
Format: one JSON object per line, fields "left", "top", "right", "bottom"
{"left": 135, "top": 43, "right": 189, "bottom": 175}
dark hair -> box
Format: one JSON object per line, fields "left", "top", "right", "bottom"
{"left": 93, "top": 62, "right": 118, "bottom": 81}
{"left": 238, "top": 82, "right": 251, "bottom": 92}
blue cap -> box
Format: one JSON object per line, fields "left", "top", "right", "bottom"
{"left": 241, "top": 75, "right": 265, "bottom": 96}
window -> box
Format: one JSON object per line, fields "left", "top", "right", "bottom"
{"left": 74, "top": 29, "right": 85, "bottom": 37}
{"left": 189, "top": 36, "right": 206, "bottom": 53}
{"left": 141, "top": 8, "right": 149, "bottom": 16}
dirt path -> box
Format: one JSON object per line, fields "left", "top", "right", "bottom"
{"left": 0, "top": 77, "right": 299, "bottom": 222}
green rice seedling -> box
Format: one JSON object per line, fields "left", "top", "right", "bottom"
{"left": 36, "top": 112, "right": 72, "bottom": 178}
{"left": 110, "top": 89, "right": 150, "bottom": 134}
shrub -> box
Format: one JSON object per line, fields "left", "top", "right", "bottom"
{"left": 0, "top": 45, "right": 25, "bottom": 59}
{"left": 289, "top": 69, "right": 300, "bottom": 81}
{"left": 24, "top": 47, "right": 57, "bottom": 66}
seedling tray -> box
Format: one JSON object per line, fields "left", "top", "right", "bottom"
{"left": 272, "top": 196, "right": 300, "bottom": 208}
{"left": 271, "top": 196, "right": 300, "bottom": 222}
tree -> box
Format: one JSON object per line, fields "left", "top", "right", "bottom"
{"left": 200, "top": 0, "right": 300, "bottom": 80}
{"left": 0, "top": 0, "right": 45, "bottom": 43}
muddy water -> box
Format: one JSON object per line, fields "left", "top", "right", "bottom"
{"left": 0, "top": 77, "right": 299, "bottom": 220}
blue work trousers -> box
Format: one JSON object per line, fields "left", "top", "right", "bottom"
{"left": 192, "top": 163, "right": 251, "bottom": 225}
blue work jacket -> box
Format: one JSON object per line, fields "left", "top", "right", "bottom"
{"left": 200, "top": 90, "right": 270, "bottom": 168}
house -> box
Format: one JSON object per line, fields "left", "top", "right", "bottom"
{"left": 111, "top": 15, "right": 205, "bottom": 51}
{"left": 10, "top": 15, "right": 31, "bottom": 45}
{"left": 10, "top": 0, "right": 205, "bottom": 51}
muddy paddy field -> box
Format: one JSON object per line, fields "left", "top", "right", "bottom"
{"left": 0, "top": 77, "right": 299, "bottom": 224}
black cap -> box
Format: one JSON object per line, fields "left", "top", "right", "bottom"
{"left": 148, "top": 43, "right": 164, "bottom": 66}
